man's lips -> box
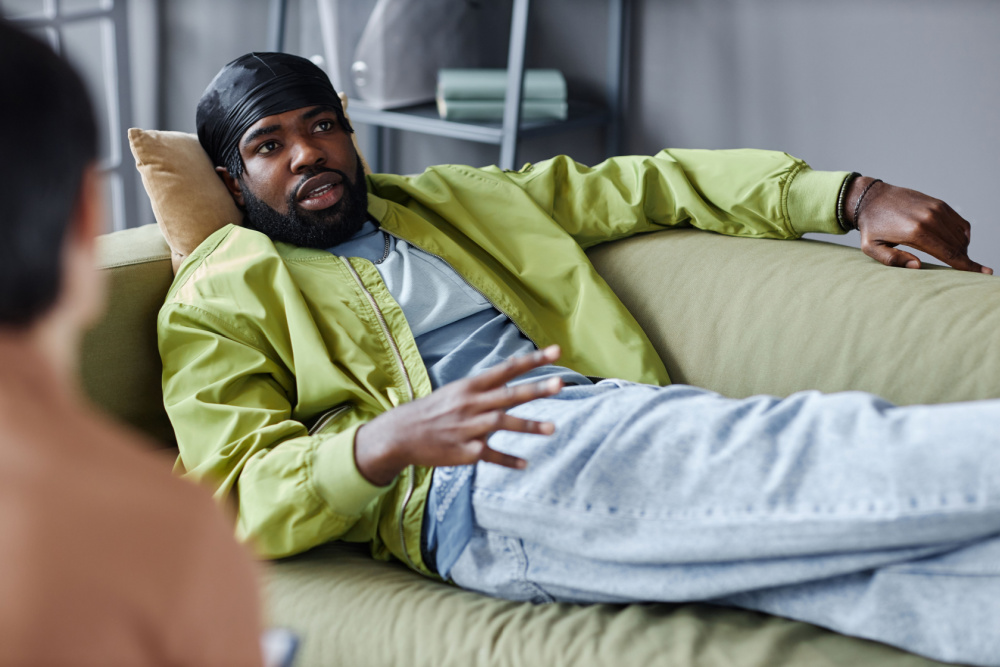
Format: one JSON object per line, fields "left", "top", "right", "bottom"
{"left": 296, "top": 172, "right": 345, "bottom": 211}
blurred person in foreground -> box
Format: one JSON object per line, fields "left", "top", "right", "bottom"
{"left": 0, "top": 21, "right": 263, "bottom": 666}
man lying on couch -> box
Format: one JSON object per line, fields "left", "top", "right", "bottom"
{"left": 161, "top": 52, "right": 1000, "bottom": 666}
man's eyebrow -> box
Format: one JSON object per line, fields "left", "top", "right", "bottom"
{"left": 302, "top": 105, "right": 334, "bottom": 119}
{"left": 243, "top": 124, "right": 281, "bottom": 148}
{"left": 242, "top": 107, "right": 336, "bottom": 148}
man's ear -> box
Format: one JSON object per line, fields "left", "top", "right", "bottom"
{"left": 216, "top": 165, "right": 245, "bottom": 207}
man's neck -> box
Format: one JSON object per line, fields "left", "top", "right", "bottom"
{"left": 17, "top": 314, "right": 78, "bottom": 398}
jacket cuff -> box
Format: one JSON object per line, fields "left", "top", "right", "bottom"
{"left": 312, "top": 425, "right": 391, "bottom": 517}
{"left": 786, "top": 168, "right": 852, "bottom": 236}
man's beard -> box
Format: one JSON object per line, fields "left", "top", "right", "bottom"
{"left": 240, "top": 156, "right": 369, "bottom": 249}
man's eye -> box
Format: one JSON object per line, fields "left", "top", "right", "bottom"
{"left": 257, "top": 141, "right": 278, "bottom": 155}
{"left": 316, "top": 120, "right": 333, "bottom": 132}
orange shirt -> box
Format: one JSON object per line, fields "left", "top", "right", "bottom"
{"left": 0, "top": 337, "right": 263, "bottom": 666}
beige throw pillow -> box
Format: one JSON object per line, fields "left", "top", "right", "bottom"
{"left": 128, "top": 93, "right": 370, "bottom": 273}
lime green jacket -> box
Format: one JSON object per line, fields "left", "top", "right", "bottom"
{"left": 158, "top": 149, "right": 848, "bottom": 575}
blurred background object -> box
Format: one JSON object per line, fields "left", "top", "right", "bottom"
{"left": 319, "top": 0, "right": 483, "bottom": 109}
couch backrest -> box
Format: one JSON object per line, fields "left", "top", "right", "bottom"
{"left": 588, "top": 229, "right": 1000, "bottom": 405}
{"left": 82, "top": 224, "right": 1000, "bottom": 446}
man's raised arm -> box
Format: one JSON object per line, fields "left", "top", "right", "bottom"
{"left": 500, "top": 149, "right": 990, "bottom": 273}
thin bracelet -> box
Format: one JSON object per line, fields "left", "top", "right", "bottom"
{"left": 853, "top": 178, "right": 883, "bottom": 229}
{"left": 837, "top": 172, "right": 860, "bottom": 231}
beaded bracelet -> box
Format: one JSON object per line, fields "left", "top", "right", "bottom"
{"left": 837, "top": 172, "right": 860, "bottom": 232}
{"left": 853, "top": 178, "right": 883, "bottom": 229}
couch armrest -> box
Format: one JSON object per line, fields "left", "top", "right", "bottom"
{"left": 81, "top": 224, "right": 175, "bottom": 446}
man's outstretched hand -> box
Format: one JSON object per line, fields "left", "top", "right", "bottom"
{"left": 354, "top": 346, "right": 564, "bottom": 487}
{"left": 845, "top": 176, "right": 992, "bottom": 274}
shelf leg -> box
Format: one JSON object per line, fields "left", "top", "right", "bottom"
{"left": 606, "top": 0, "right": 629, "bottom": 158}
{"left": 366, "top": 125, "right": 386, "bottom": 174}
{"left": 500, "top": 0, "right": 530, "bottom": 170}
{"left": 267, "top": 0, "right": 288, "bottom": 52}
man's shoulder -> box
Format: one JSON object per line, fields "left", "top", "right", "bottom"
{"left": 164, "top": 224, "right": 325, "bottom": 310}
{"left": 158, "top": 224, "right": 341, "bottom": 351}
{"left": 0, "top": 404, "right": 256, "bottom": 664}
{"left": 367, "top": 162, "right": 523, "bottom": 202}
{"left": 171, "top": 224, "right": 280, "bottom": 289}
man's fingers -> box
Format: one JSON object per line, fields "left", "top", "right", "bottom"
{"left": 930, "top": 205, "right": 969, "bottom": 250}
{"left": 477, "top": 443, "right": 528, "bottom": 470}
{"left": 864, "top": 242, "right": 921, "bottom": 270}
{"left": 866, "top": 238, "right": 993, "bottom": 275}
{"left": 451, "top": 439, "right": 529, "bottom": 469}
{"left": 913, "top": 229, "right": 990, "bottom": 274}
{"left": 466, "top": 410, "right": 556, "bottom": 437}
{"left": 942, "top": 253, "right": 988, "bottom": 274}
{"left": 476, "top": 377, "right": 564, "bottom": 412}
{"left": 948, "top": 206, "right": 972, "bottom": 241}
{"left": 939, "top": 202, "right": 972, "bottom": 246}
{"left": 468, "top": 345, "right": 562, "bottom": 390}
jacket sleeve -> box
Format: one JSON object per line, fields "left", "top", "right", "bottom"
{"left": 502, "top": 148, "right": 851, "bottom": 249}
{"left": 159, "top": 302, "right": 389, "bottom": 559}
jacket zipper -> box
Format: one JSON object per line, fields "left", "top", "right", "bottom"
{"left": 339, "top": 255, "right": 419, "bottom": 571}
{"left": 307, "top": 404, "right": 351, "bottom": 436}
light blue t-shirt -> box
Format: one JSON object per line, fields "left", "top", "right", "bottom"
{"left": 333, "top": 221, "right": 586, "bottom": 390}
{"left": 330, "top": 222, "right": 589, "bottom": 577}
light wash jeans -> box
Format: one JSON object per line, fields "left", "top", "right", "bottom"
{"left": 448, "top": 380, "right": 1000, "bottom": 666}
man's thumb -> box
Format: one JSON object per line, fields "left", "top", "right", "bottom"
{"left": 865, "top": 243, "right": 921, "bottom": 269}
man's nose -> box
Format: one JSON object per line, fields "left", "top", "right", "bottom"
{"left": 289, "top": 138, "right": 326, "bottom": 173}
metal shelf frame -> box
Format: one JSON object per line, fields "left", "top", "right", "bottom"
{"left": 271, "top": 0, "right": 630, "bottom": 172}
{"left": 9, "top": 0, "right": 138, "bottom": 232}
{"left": 346, "top": 100, "right": 611, "bottom": 146}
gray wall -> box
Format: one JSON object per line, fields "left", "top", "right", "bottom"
{"left": 156, "top": 0, "right": 1000, "bottom": 269}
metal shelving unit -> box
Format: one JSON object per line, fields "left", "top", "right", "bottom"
{"left": 275, "top": 0, "right": 629, "bottom": 173}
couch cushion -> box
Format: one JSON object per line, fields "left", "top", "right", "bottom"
{"left": 128, "top": 128, "right": 242, "bottom": 272}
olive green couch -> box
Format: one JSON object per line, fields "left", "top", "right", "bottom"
{"left": 83, "top": 222, "right": 1000, "bottom": 667}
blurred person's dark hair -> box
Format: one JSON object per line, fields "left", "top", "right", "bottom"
{"left": 0, "top": 19, "right": 98, "bottom": 327}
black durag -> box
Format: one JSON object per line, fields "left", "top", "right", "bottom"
{"left": 196, "top": 52, "right": 347, "bottom": 173}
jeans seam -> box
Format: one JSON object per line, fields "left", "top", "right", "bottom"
{"left": 473, "top": 489, "right": 991, "bottom": 522}
{"left": 887, "top": 569, "right": 1000, "bottom": 577}
{"left": 504, "top": 535, "right": 554, "bottom": 603}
